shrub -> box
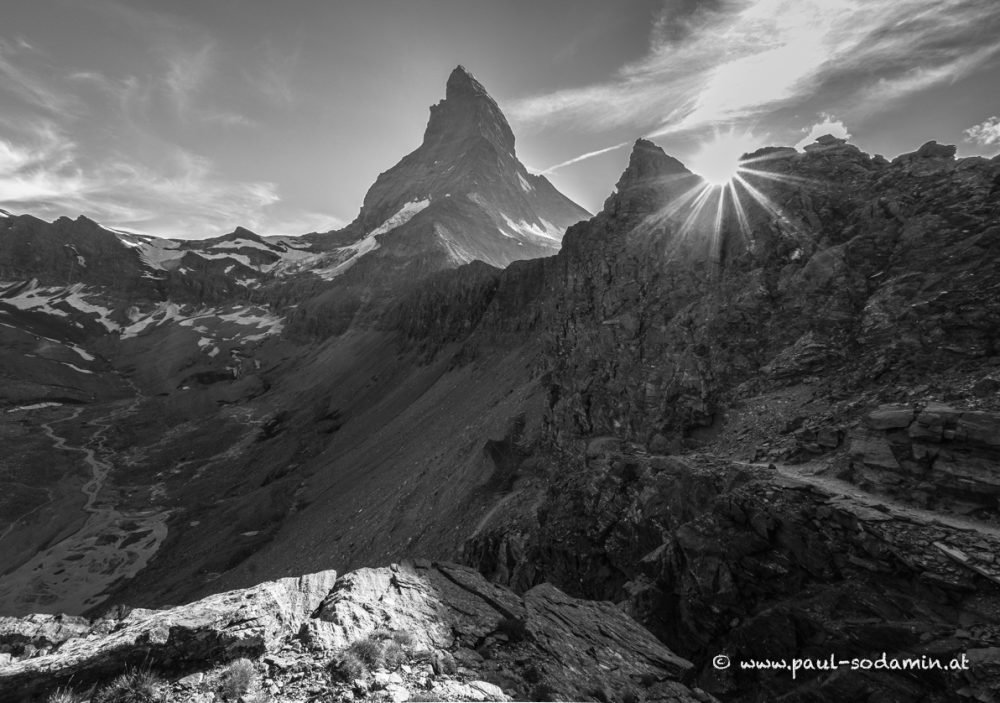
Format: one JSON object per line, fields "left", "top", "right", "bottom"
{"left": 409, "top": 647, "right": 433, "bottom": 663}
{"left": 497, "top": 616, "right": 529, "bottom": 643}
{"left": 530, "top": 682, "right": 557, "bottom": 702}
{"left": 218, "top": 658, "right": 256, "bottom": 700}
{"left": 382, "top": 640, "right": 406, "bottom": 670}
{"left": 46, "top": 689, "right": 84, "bottom": 703}
{"left": 638, "top": 672, "right": 658, "bottom": 687}
{"left": 348, "top": 636, "right": 383, "bottom": 669}
{"left": 93, "top": 669, "right": 161, "bottom": 703}
{"left": 431, "top": 650, "right": 456, "bottom": 676}
{"left": 390, "top": 630, "right": 415, "bottom": 648}
{"left": 329, "top": 651, "right": 367, "bottom": 682}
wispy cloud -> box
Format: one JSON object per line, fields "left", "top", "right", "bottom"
{"left": 509, "top": 0, "right": 1000, "bottom": 141}
{"left": 0, "top": 92, "right": 301, "bottom": 237}
{"left": 0, "top": 122, "right": 82, "bottom": 201}
{"left": 0, "top": 4, "right": 302, "bottom": 235}
{"left": 0, "top": 123, "right": 287, "bottom": 236}
{"left": 153, "top": 34, "right": 254, "bottom": 127}
{"left": 253, "top": 39, "right": 300, "bottom": 108}
{"left": 83, "top": 0, "right": 252, "bottom": 127}
{"left": 0, "top": 38, "right": 78, "bottom": 113}
{"left": 162, "top": 41, "right": 215, "bottom": 117}
{"left": 963, "top": 116, "right": 1000, "bottom": 146}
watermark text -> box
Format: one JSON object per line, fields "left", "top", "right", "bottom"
{"left": 711, "top": 653, "right": 970, "bottom": 680}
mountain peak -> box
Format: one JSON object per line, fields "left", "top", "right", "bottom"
{"left": 337, "top": 65, "right": 588, "bottom": 273}
{"left": 424, "top": 65, "right": 515, "bottom": 153}
{"left": 228, "top": 226, "right": 262, "bottom": 240}
{"left": 445, "top": 65, "right": 486, "bottom": 99}
{"left": 615, "top": 139, "right": 690, "bottom": 191}
{"left": 601, "top": 138, "right": 696, "bottom": 217}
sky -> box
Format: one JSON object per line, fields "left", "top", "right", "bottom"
{"left": 1, "top": 0, "right": 999, "bottom": 239}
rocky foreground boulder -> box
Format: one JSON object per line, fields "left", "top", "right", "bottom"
{"left": 0, "top": 561, "right": 712, "bottom": 703}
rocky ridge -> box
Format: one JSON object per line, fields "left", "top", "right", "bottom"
{"left": 0, "top": 562, "right": 711, "bottom": 703}
{"left": 441, "top": 136, "right": 1000, "bottom": 701}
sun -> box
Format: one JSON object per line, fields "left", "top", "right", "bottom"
{"left": 688, "top": 130, "right": 759, "bottom": 186}
{"left": 640, "top": 126, "right": 820, "bottom": 263}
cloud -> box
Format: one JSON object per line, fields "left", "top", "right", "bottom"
{"left": 81, "top": 0, "right": 251, "bottom": 127}
{"left": 162, "top": 41, "right": 215, "bottom": 116}
{"left": 0, "top": 38, "right": 78, "bottom": 113}
{"left": 0, "top": 121, "right": 298, "bottom": 238}
{"left": 253, "top": 40, "right": 300, "bottom": 108}
{"left": 0, "top": 5, "right": 274, "bottom": 236}
{"left": 260, "top": 211, "right": 346, "bottom": 236}
{"left": 964, "top": 116, "right": 1000, "bottom": 146}
{"left": 795, "top": 114, "right": 851, "bottom": 150}
{"left": 539, "top": 141, "right": 632, "bottom": 174}
{"left": 508, "top": 0, "right": 1000, "bottom": 139}
{"left": 0, "top": 122, "right": 82, "bottom": 201}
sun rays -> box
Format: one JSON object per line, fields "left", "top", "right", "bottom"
{"left": 637, "top": 132, "right": 823, "bottom": 264}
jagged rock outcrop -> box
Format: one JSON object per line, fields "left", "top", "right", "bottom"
{"left": 457, "top": 135, "right": 1000, "bottom": 453}
{"left": 0, "top": 562, "right": 711, "bottom": 703}
{"left": 0, "top": 614, "right": 90, "bottom": 662}
{"left": 601, "top": 138, "right": 696, "bottom": 220}
{"left": 848, "top": 403, "right": 1000, "bottom": 512}
{"left": 0, "top": 570, "right": 338, "bottom": 699}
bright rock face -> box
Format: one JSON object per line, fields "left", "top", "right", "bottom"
{"left": 0, "top": 562, "right": 708, "bottom": 703}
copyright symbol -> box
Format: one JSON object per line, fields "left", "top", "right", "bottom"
{"left": 713, "top": 654, "right": 730, "bottom": 670}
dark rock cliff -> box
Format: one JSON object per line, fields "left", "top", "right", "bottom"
{"left": 447, "top": 136, "right": 1000, "bottom": 701}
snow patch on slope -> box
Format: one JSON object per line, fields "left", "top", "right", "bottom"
{"left": 111, "top": 229, "right": 283, "bottom": 276}
{"left": 122, "top": 302, "right": 284, "bottom": 343}
{"left": 368, "top": 199, "right": 431, "bottom": 237}
{"left": 434, "top": 224, "right": 474, "bottom": 265}
{"left": 499, "top": 214, "right": 563, "bottom": 243}
{"left": 137, "top": 238, "right": 185, "bottom": 271}
{"left": 191, "top": 251, "right": 254, "bottom": 268}
{"left": 310, "top": 198, "right": 431, "bottom": 280}
{"left": 121, "top": 302, "right": 184, "bottom": 339}
{"left": 209, "top": 238, "right": 278, "bottom": 252}
{"left": 0, "top": 281, "right": 117, "bottom": 330}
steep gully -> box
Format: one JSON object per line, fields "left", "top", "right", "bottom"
{"left": 0, "top": 387, "right": 168, "bottom": 615}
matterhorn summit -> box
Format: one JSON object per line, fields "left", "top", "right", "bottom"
{"left": 336, "top": 65, "right": 590, "bottom": 275}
